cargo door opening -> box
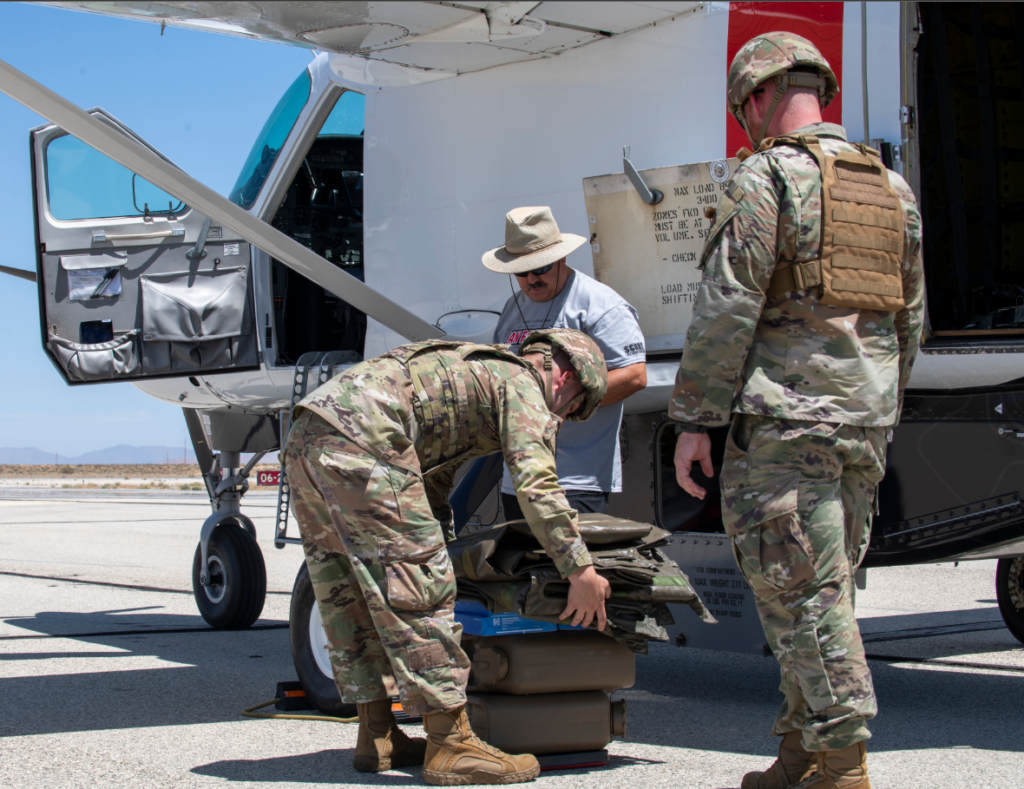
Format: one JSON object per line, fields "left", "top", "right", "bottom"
{"left": 268, "top": 90, "right": 366, "bottom": 365}
{"left": 915, "top": 3, "right": 1024, "bottom": 338}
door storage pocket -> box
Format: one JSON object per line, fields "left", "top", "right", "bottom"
{"left": 142, "top": 337, "right": 252, "bottom": 374}
{"left": 61, "top": 251, "right": 127, "bottom": 301}
{"left": 140, "top": 266, "right": 251, "bottom": 342}
{"left": 49, "top": 329, "right": 140, "bottom": 382}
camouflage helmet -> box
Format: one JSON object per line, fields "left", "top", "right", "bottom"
{"left": 518, "top": 329, "right": 607, "bottom": 422}
{"left": 727, "top": 32, "right": 839, "bottom": 144}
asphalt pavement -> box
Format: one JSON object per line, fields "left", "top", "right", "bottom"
{"left": 1, "top": 488, "right": 1022, "bottom": 788}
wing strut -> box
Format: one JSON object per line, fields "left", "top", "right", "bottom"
{"left": 0, "top": 264, "right": 36, "bottom": 283}
{"left": 0, "top": 58, "right": 442, "bottom": 342}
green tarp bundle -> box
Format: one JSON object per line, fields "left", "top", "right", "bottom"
{"left": 450, "top": 514, "right": 716, "bottom": 654}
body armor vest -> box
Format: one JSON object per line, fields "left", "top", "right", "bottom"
{"left": 379, "top": 340, "right": 535, "bottom": 468}
{"left": 763, "top": 135, "right": 906, "bottom": 312}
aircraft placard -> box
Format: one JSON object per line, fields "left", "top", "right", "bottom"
{"left": 583, "top": 159, "right": 739, "bottom": 352}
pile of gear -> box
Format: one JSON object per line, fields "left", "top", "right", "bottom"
{"left": 449, "top": 513, "right": 716, "bottom": 653}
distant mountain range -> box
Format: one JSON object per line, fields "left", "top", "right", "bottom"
{"left": 0, "top": 445, "right": 198, "bottom": 465}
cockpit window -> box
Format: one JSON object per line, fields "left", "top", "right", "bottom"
{"left": 319, "top": 90, "right": 365, "bottom": 136}
{"left": 268, "top": 88, "right": 367, "bottom": 365}
{"left": 229, "top": 69, "right": 311, "bottom": 209}
{"left": 45, "top": 134, "right": 185, "bottom": 220}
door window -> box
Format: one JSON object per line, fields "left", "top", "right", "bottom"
{"left": 45, "top": 134, "right": 184, "bottom": 220}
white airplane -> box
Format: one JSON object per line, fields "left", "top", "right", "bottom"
{"left": 2, "top": 1, "right": 1023, "bottom": 712}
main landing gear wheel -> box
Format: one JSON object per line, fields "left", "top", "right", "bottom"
{"left": 996, "top": 557, "right": 1024, "bottom": 645}
{"left": 290, "top": 562, "right": 358, "bottom": 717}
{"left": 191, "top": 523, "right": 267, "bottom": 629}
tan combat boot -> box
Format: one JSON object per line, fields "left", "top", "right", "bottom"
{"left": 742, "top": 731, "right": 817, "bottom": 789}
{"left": 352, "top": 699, "right": 427, "bottom": 773}
{"left": 422, "top": 705, "right": 540, "bottom": 786}
{"left": 794, "top": 742, "right": 871, "bottom": 789}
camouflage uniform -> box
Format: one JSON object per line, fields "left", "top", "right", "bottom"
{"left": 669, "top": 120, "right": 925, "bottom": 751}
{"left": 283, "top": 336, "right": 605, "bottom": 716}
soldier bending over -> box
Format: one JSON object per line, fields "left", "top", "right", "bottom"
{"left": 283, "top": 329, "right": 610, "bottom": 786}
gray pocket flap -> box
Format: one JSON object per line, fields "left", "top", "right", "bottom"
{"left": 141, "top": 267, "right": 250, "bottom": 342}
{"left": 60, "top": 251, "right": 127, "bottom": 270}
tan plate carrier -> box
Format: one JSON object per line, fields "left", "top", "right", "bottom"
{"left": 763, "top": 135, "right": 906, "bottom": 312}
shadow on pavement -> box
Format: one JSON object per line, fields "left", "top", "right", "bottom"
{"left": 3, "top": 604, "right": 285, "bottom": 639}
{"left": 3, "top": 605, "right": 1023, "bottom": 759}
{"left": 191, "top": 749, "right": 664, "bottom": 784}
{"left": 0, "top": 606, "right": 292, "bottom": 738}
{"left": 192, "top": 750, "right": 420, "bottom": 785}
{"left": 624, "top": 638, "right": 1024, "bottom": 756}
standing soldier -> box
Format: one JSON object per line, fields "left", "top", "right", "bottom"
{"left": 670, "top": 33, "right": 924, "bottom": 789}
{"left": 283, "top": 329, "right": 610, "bottom": 786}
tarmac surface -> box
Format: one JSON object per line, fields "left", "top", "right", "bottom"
{"left": 1, "top": 487, "right": 1023, "bottom": 788}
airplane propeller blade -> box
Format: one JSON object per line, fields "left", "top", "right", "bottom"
{"left": 0, "top": 264, "right": 36, "bottom": 283}
{"left": 0, "top": 58, "right": 442, "bottom": 342}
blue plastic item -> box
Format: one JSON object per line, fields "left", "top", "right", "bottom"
{"left": 454, "top": 600, "right": 491, "bottom": 616}
{"left": 455, "top": 605, "right": 557, "bottom": 636}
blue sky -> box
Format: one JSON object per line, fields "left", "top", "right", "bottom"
{"left": 0, "top": 3, "right": 311, "bottom": 455}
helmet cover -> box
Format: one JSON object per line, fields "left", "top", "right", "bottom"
{"left": 518, "top": 328, "right": 608, "bottom": 422}
{"left": 727, "top": 31, "right": 839, "bottom": 125}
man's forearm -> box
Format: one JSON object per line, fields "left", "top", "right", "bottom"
{"left": 601, "top": 363, "right": 647, "bottom": 406}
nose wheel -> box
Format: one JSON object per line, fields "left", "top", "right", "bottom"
{"left": 191, "top": 522, "right": 267, "bottom": 629}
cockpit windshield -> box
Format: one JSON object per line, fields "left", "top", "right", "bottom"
{"left": 228, "top": 69, "right": 311, "bottom": 209}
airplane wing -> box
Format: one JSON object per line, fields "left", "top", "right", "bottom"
{"left": 34, "top": 2, "right": 704, "bottom": 85}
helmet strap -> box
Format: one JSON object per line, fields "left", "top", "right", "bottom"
{"left": 752, "top": 71, "right": 828, "bottom": 147}
{"left": 555, "top": 391, "right": 586, "bottom": 419}
{"left": 543, "top": 348, "right": 553, "bottom": 410}
{"left": 754, "top": 74, "right": 790, "bottom": 146}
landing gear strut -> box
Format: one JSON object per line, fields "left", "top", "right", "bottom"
{"left": 185, "top": 408, "right": 268, "bottom": 629}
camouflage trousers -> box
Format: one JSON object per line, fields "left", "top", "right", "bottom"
{"left": 720, "top": 414, "right": 887, "bottom": 752}
{"left": 283, "top": 410, "right": 470, "bottom": 716}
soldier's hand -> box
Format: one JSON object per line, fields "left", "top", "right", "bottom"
{"left": 562, "top": 565, "right": 611, "bottom": 631}
{"left": 674, "top": 432, "right": 714, "bottom": 499}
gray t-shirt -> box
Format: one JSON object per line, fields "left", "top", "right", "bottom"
{"left": 493, "top": 269, "right": 646, "bottom": 493}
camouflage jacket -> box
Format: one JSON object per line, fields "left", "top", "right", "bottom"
{"left": 296, "top": 341, "right": 592, "bottom": 579}
{"left": 670, "top": 123, "right": 925, "bottom": 428}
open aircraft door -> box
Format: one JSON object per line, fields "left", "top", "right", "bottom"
{"left": 32, "top": 110, "right": 259, "bottom": 385}
{"left": 2, "top": 55, "right": 444, "bottom": 632}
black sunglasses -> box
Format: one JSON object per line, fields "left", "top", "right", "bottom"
{"left": 514, "top": 263, "right": 555, "bottom": 278}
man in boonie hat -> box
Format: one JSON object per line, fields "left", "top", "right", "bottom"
{"left": 484, "top": 206, "right": 647, "bottom": 521}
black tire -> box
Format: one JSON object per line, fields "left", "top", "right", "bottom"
{"left": 191, "top": 523, "right": 267, "bottom": 629}
{"left": 996, "top": 557, "right": 1024, "bottom": 646}
{"left": 290, "top": 562, "right": 357, "bottom": 717}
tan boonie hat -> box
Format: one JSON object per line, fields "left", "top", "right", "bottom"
{"left": 482, "top": 206, "right": 587, "bottom": 274}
